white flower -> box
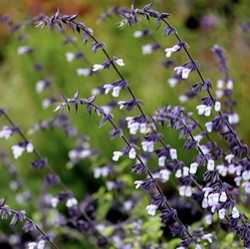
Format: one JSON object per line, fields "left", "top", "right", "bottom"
{"left": 36, "top": 80, "right": 46, "bottom": 93}
{"left": 200, "top": 145, "right": 210, "bottom": 155}
{"left": 217, "top": 164, "right": 227, "bottom": 177}
{"left": 103, "top": 84, "right": 113, "bottom": 94}
{"left": 158, "top": 156, "right": 166, "bottom": 167}
{"left": 175, "top": 169, "right": 182, "bottom": 178}
{"left": 51, "top": 197, "right": 59, "bottom": 208}
{"left": 142, "top": 44, "right": 153, "bottom": 54}
{"left": 214, "top": 101, "right": 221, "bottom": 112}
{"left": 11, "top": 145, "right": 25, "bottom": 159}
{"left": 174, "top": 66, "right": 191, "bottom": 79}
{"left": 211, "top": 205, "right": 217, "bottom": 214}
{"left": 190, "top": 162, "right": 198, "bottom": 174}
{"left": 179, "top": 185, "right": 192, "bottom": 197}
{"left": 217, "top": 79, "right": 224, "bottom": 89}
{"left": 183, "top": 167, "right": 189, "bottom": 176}
{"left": 141, "top": 141, "right": 154, "bottom": 152}
{"left": 170, "top": 148, "right": 177, "bottom": 159}
{"left": 66, "top": 198, "right": 78, "bottom": 208}
{"left": 146, "top": 204, "right": 158, "bottom": 216}
{"left": 133, "top": 30, "right": 143, "bottom": 38}
{"left": 140, "top": 123, "right": 147, "bottom": 134}
{"left": 207, "top": 159, "right": 215, "bottom": 171}
{"left": 194, "top": 134, "right": 203, "bottom": 143}
{"left": 216, "top": 90, "right": 224, "bottom": 98}
{"left": 112, "top": 151, "right": 123, "bottom": 161}
{"left": 96, "top": 224, "right": 106, "bottom": 232}
{"left": 226, "top": 164, "right": 236, "bottom": 175}
{"left": 202, "top": 197, "right": 208, "bottom": 209}
{"left": 235, "top": 165, "right": 242, "bottom": 176}
{"left": 242, "top": 170, "right": 250, "bottom": 181}
{"left": 203, "top": 187, "right": 213, "bottom": 198}
{"left": 185, "top": 186, "right": 192, "bottom": 197}
{"left": 128, "top": 148, "right": 136, "bottom": 159}
{"left": 204, "top": 106, "right": 212, "bottom": 117}
{"left": 218, "top": 208, "right": 226, "bottom": 219}
{"left": 165, "top": 48, "right": 173, "bottom": 58}
{"left": 106, "top": 181, "right": 115, "bottom": 190}
{"left": 118, "top": 101, "right": 126, "bottom": 110}
{"left": 91, "top": 88, "right": 101, "bottom": 96}
{"left": 168, "top": 77, "right": 178, "bottom": 87}
{"left": 196, "top": 104, "right": 206, "bottom": 115}
{"left": 234, "top": 176, "right": 242, "bottom": 187}
{"left": 112, "top": 86, "right": 121, "bottom": 97}
{"left": 134, "top": 180, "right": 143, "bottom": 189}
{"left": 159, "top": 169, "right": 171, "bottom": 182}
{"left": 76, "top": 68, "right": 91, "bottom": 76}
{"left": 93, "top": 167, "right": 109, "bottom": 178}
{"left": 65, "top": 52, "right": 75, "bottom": 62}
{"left": 92, "top": 64, "right": 104, "bottom": 71}
{"left": 123, "top": 200, "right": 133, "bottom": 211}
{"left": 205, "top": 121, "right": 213, "bottom": 132}
{"left": 179, "top": 95, "right": 188, "bottom": 102}
{"left": 182, "top": 68, "right": 191, "bottom": 79}
{"left": 129, "top": 122, "right": 140, "bottom": 135}
{"left": 17, "top": 46, "right": 32, "bottom": 55}
{"left": 42, "top": 99, "right": 51, "bottom": 109}
{"left": 93, "top": 168, "right": 102, "bottom": 178}
{"left": 205, "top": 214, "right": 212, "bottom": 225}
{"left": 115, "top": 58, "right": 125, "bottom": 66}
{"left": 232, "top": 206, "right": 240, "bottom": 218}
{"left": 228, "top": 113, "right": 239, "bottom": 124}
{"left": 195, "top": 244, "right": 202, "bottom": 249}
{"left": 174, "top": 66, "right": 184, "bottom": 75}
{"left": 219, "top": 192, "right": 227, "bottom": 202}
{"left": 242, "top": 181, "right": 250, "bottom": 193}
{"left": 225, "top": 154, "right": 234, "bottom": 163}
{"left": 226, "top": 79, "right": 233, "bottom": 89}
{"left": 165, "top": 44, "right": 180, "bottom": 57}
{"left": 27, "top": 242, "right": 37, "bottom": 249}
{"left": 26, "top": 142, "right": 34, "bottom": 153}
{"left": 37, "top": 240, "right": 46, "bottom": 249}
{"left": 9, "top": 235, "right": 20, "bottom": 245}
{"left": 201, "top": 233, "right": 213, "bottom": 243}
{"left": 0, "top": 126, "right": 12, "bottom": 139}
{"left": 208, "top": 193, "right": 219, "bottom": 206}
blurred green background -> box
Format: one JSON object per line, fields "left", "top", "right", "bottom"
{"left": 1, "top": 0, "right": 250, "bottom": 247}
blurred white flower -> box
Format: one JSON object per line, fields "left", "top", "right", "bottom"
{"left": 65, "top": 52, "right": 75, "bottom": 62}
{"left": 115, "top": 58, "right": 125, "bottom": 66}
{"left": 76, "top": 68, "right": 91, "bottom": 76}
{"left": 92, "top": 64, "right": 104, "bottom": 72}
{"left": 112, "top": 151, "right": 123, "bottom": 161}
{"left": 66, "top": 198, "right": 78, "bottom": 208}
{"left": 146, "top": 204, "right": 158, "bottom": 216}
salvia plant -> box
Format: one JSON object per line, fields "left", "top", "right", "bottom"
{"left": 0, "top": 1, "right": 250, "bottom": 249}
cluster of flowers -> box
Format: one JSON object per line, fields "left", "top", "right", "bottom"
{"left": 0, "top": 2, "right": 250, "bottom": 249}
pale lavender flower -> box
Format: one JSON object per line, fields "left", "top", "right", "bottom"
{"left": 76, "top": 68, "right": 92, "bottom": 76}
{"left": 17, "top": 46, "right": 33, "bottom": 55}
{"left": 112, "top": 151, "right": 123, "bottom": 161}
{"left": 66, "top": 198, "right": 78, "bottom": 208}
{"left": 146, "top": 204, "right": 158, "bottom": 216}
{"left": 92, "top": 64, "right": 104, "bottom": 71}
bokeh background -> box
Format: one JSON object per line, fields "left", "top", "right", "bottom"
{"left": 1, "top": 0, "right": 250, "bottom": 248}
